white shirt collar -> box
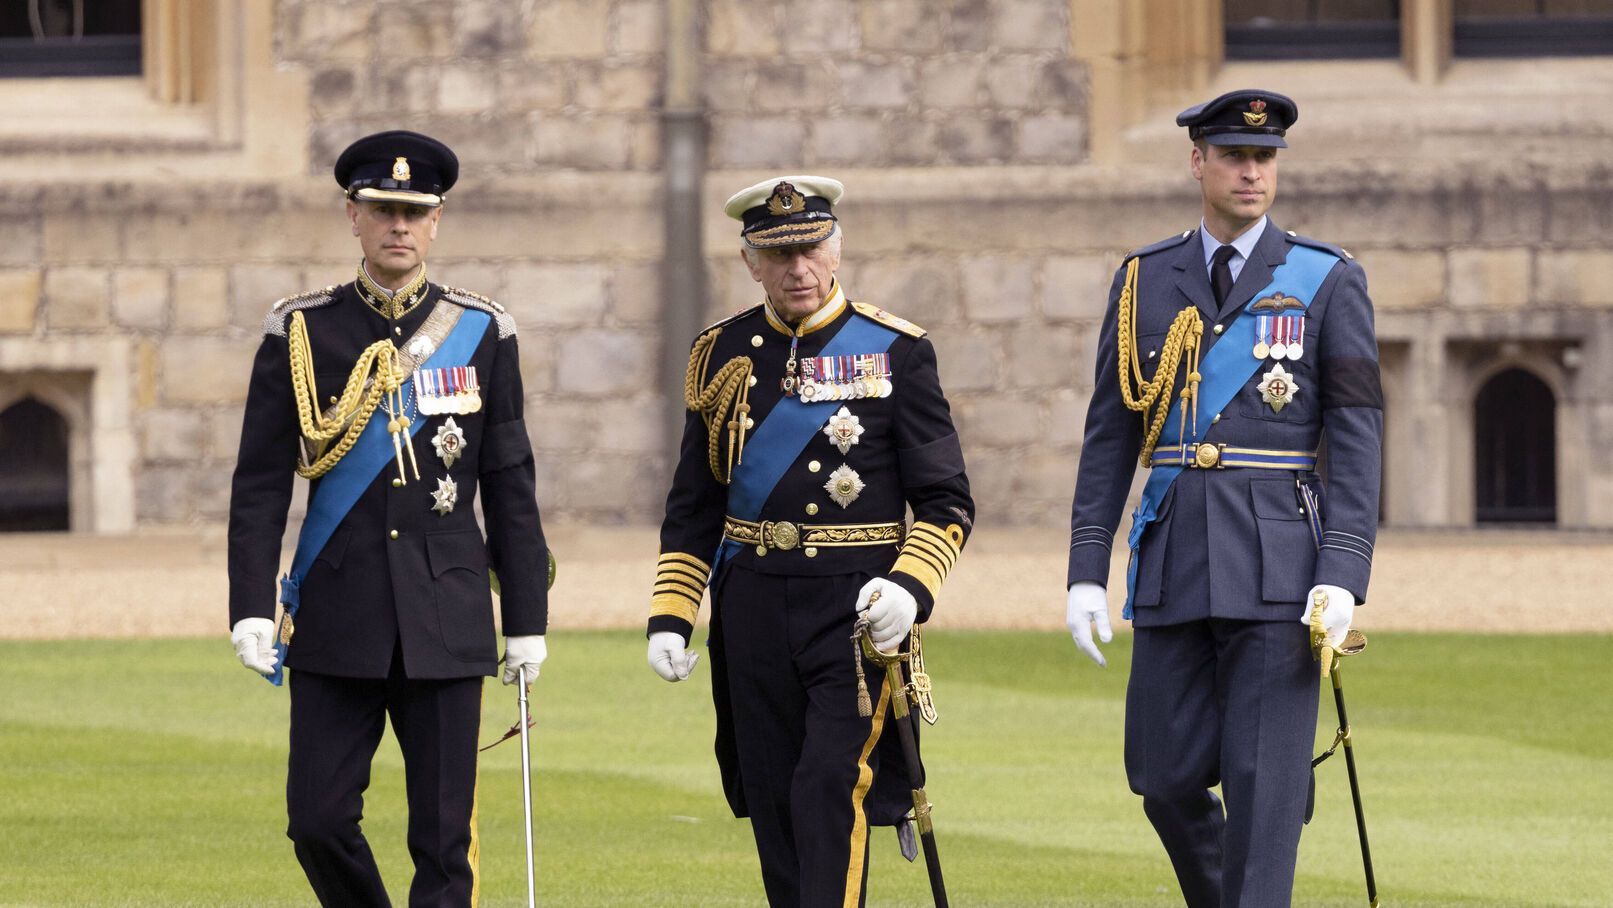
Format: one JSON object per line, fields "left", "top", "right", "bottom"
{"left": 1199, "top": 215, "right": 1268, "bottom": 272}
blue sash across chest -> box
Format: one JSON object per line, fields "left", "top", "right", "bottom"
{"left": 265, "top": 308, "right": 490, "bottom": 686}
{"left": 1122, "top": 245, "right": 1338, "bottom": 618}
{"left": 712, "top": 315, "right": 900, "bottom": 572}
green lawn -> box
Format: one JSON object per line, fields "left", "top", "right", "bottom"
{"left": 1, "top": 631, "right": 1609, "bottom": 906}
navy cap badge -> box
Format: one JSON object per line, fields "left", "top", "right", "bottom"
{"left": 766, "top": 181, "right": 806, "bottom": 216}
{"left": 1243, "top": 99, "right": 1268, "bottom": 127}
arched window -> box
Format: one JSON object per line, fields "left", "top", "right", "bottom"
{"left": 0, "top": 397, "right": 71, "bottom": 531}
{"left": 1474, "top": 368, "right": 1556, "bottom": 524}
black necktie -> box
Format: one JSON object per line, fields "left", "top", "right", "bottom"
{"left": 1211, "top": 245, "right": 1237, "bottom": 309}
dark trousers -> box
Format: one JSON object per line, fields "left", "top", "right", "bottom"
{"left": 286, "top": 651, "right": 484, "bottom": 908}
{"left": 717, "top": 565, "right": 889, "bottom": 908}
{"left": 1125, "top": 619, "right": 1320, "bottom": 908}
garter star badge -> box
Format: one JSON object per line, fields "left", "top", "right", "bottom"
{"left": 823, "top": 406, "right": 863, "bottom": 455}
{"left": 431, "top": 475, "right": 459, "bottom": 516}
{"left": 824, "top": 464, "right": 864, "bottom": 509}
{"left": 432, "top": 417, "right": 466, "bottom": 468}
{"left": 1258, "top": 363, "right": 1299, "bottom": 414}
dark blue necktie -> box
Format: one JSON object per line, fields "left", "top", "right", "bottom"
{"left": 1211, "top": 245, "right": 1237, "bottom": 309}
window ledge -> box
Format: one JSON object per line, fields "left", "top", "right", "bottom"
{"left": 0, "top": 77, "right": 224, "bottom": 155}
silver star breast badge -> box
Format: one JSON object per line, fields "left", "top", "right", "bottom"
{"left": 431, "top": 475, "right": 459, "bottom": 516}
{"left": 432, "top": 417, "right": 467, "bottom": 468}
{"left": 824, "top": 464, "right": 865, "bottom": 508}
{"left": 1258, "top": 364, "right": 1300, "bottom": 413}
{"left": 822, "top": 406, "right": 864, "bottom": 455}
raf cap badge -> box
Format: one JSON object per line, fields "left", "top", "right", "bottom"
{"left": 1243, "top": 98, "right": 1268, "bottom": 127}
{"left": 432, "top": 417, "right": 466, "bottom": 468}
{"left": 823, "top": 406, "right": 864, "bottom": 455}
{"left": 824, "top": 464, "right": 865, "bottom": 508}
{"left": 431, "top": 475, "right": 459, "bottom": 516}
{"left": 1258, "top": 363, "right": 1300, "bottom": 413}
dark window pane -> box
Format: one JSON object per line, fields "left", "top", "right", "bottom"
{"left": 0, "top": 398, "right": 70, "bottom": 532}
{"left": 0, "top": 0, "right": 141, "bottom": 78}
{"left": 1226, "top": 0, "right": 1400, "bottom": 59}
{"left": 1473, "top": 369, "right": 1557, "bottom": 524}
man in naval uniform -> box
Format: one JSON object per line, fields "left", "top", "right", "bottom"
{"left": 644, "top": 176, "right": 973, "bottom": 906}
{"left": 1063, "top": 91, "right": 1383, "bottom": 906}
{"left": 226, "top": 130, "right": 551, "bottom": 907}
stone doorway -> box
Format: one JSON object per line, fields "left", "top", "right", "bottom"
{"left": 1474, "top": 367, "right": 1556, "bottom": 524}
{"left": 0, "top": 397, "right": 71, "bottom": 531}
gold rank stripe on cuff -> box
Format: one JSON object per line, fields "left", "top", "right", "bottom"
{"left": 890, "top": 521, "right": 965, "bottom": 600}
{"left": 650, "top": 552, "right": 712, "bottom": 626}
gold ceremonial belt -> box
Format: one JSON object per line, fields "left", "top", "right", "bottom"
{"left": 1150, "top": 443, "right": 1319, "bottom": 471}
{"left": 723, "top": 516, "right": 904, "bottom": 552}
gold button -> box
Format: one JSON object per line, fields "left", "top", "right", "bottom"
{"left": 394, "top": 326, "right": 402, "bottom": 335}
{"left": 751, "top": 335, "right": 763, "bottom": 347}
{"left": 755, "top": 545, "right": 767, "bottom": 556}
{"left": 389, "top": 530, "right": 399, "bottom": 540}
{"left": 392, "top": 478, "right": 403, "bottom": 488}
{"left": 746, "top": 418, "right": 755, "bottom": 429}
{"left": 329, "top": 395, "right": 339, "bottom": 404}
{"left": 805, "top": 503, "right": 819, "bottom": 516}
{"left": 1212, "top": 413, "right": 1222, "bottom": 424}
{"left": 805, "top": 547, "right": 818, "bottom": 558}
{"left": 748, "top": 375, "right": 758, "bottom": 387}
{"left": 1213, "top": 324, "right": 1224, "bottom": 335}
{"left": 808, "top": 460, "right": 821, "bottom": 472}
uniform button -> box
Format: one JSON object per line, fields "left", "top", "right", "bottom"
{"left": 748, "top": 375, "right": 758, "bottom": 387}
{"left": 329, "top": 395, "right": 339, "bottom": 404}
{"left": 1212, "top": 413, "right": 1222, "bottom": 424}
{"left": 751, "top": 335, "right": 763, "bottom": 347}
{"left": 746, "top": 417, "right": 755, "bottom": 429}
{"left": 1147, "top": 350, "right": 1156, "bottom": 359}
{"left": 804, "top": 547, "right": 818, "bottom": 558}
{"left": 808, "top": 460, "right": 821, "bottom": 473}
{"left": 755, "top": 545, "right": 767, "bottom": 557}
{"left": 392, "top": 478, "right": 403, "bottom": 488}
{"left": 805, "top": 503, "right": 819, "bottom": 516}
{"left": 1213, "top": 324, "right": 1224, "bottom": 335}
{"left": 389, "top": 530, "right": 399, "bottom": 540}
{"left": 393, "top": 326, "right": 402, "bottom": 336}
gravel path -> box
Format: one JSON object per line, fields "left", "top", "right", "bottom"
{"left": 1, "top": 524, "right": 1603, "bottom": 641}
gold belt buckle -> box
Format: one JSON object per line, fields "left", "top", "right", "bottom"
{"left": 766, "top": 520, "right": 800, "bottom": 551}
{"left": 1193, "top": 442, "right": 1223, "bottom": 469}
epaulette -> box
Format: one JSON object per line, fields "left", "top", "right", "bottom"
{"left": 1283, "top": 230, "right": 1354, "bottom": 261}
{"left": 441, "top": 286, "right": 517, "bottom": 340}
{"left": 1124, "top": 230, "right": 1196, "bottom": 262}
{"left": 701, "top": 302, "right": 763, "bottom": 334}
{"left": 263, "top": 286, "right": 338, "bottom": 337}
{"left": 851, "top": 301, "right": 925, "bottom": 338}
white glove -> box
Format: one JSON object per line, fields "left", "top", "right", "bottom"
{"left": 1066, "top": 582, "right": 1113, "bottom": 668}
{"left": 647, "top": 631, "right": 700, "bottom": 682}
{"left": 502, "top": 635, "right": 547, "bottom": 685}
{"left": 856, "top": 578, "right": 918, "bottom": 653}
{"left": 1300, "top": 584, "right": 1354, "bottom": 649}
{"left": 230, "top": 617, "right": 279, "bottom": 677}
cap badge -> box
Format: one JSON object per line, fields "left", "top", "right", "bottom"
{"left": 766, "top": 181, "right": 806, "bottom": 216}
{"left": 1243, "top": 99, "right": 1269, "bottom": 127}
{"left": 392, "top": 157, "right": 411, "bottom": 182}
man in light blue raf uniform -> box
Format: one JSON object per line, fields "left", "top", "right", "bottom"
{"left": 1062, "top": 90, "right": 1383, "bottom": 907}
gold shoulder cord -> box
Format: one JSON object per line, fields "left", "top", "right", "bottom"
{"left": 1115, "top": 257, "right": 1205, "bottom": 466}
{"left": 287, "top": 310, "right": 417, "bottom": 481}
{"left": 684, "top": 327, "right": 754, "bottom": 484}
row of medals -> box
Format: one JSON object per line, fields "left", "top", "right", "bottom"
{"left": 1252, "top": 314, "right": 1304, "bottom": 361}
{"left": 411, "top": 367, "right": 483, "bottom": 516}
{"left": 788, "top": 354, "right": 894, "bottom": 402}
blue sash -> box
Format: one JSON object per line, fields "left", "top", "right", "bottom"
{"left": 1122, "top": 246, "right": 1338, "bottom": 618}
{"left": 711, "top": 315, "right": 900, "bottom": 575}
{"left": 266, "top": 308, "right": 490, "bottom": 685}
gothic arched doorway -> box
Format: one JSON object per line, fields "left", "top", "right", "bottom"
{"left": 0, "top": 397, "right": 71, "bottom": 531}
{"left": 1474, "top": 368, "right": 1556, "bottom": 524}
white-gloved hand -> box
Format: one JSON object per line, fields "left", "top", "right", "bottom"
{"left": 502, "top": 634, "right": 547, "bottom": 685}
{"left": 1066, "top": 581, "right": 1113, "bottom": 668}
{"left": 1300, "top": 584, "right": 1354, "bottom": 649}
{"left": 856, "top": 578, "right": 918, "bottom": 653}
{"left": 231, "top": 617, "right": 279, "bottom": 677}
{"left": 647, "top": 631, "right": 700, "bottom": 682}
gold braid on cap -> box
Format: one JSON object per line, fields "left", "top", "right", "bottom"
{"left": 684, "top": 327, "right": 754, "bottom": 484}
{"left": 1116, "top": 257, "right": 1204, "bottom": 466}
{"left": 287, "top": 310, "right": 417, "bottom": 482}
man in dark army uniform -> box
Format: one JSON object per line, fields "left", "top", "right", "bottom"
{"left": 227, "top": 130, "right": 551, "bottom": 907}
{"left": 1063, "top": 91, "right": 1383, "bottom": 907}
{"left": 645, "top": 175, "right": 974, "bottom": 907}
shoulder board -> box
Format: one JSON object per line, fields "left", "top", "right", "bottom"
{"left": 701, "top": 302, "right": 763, "bottom": 334}
{"left": 263, "top": 286, "right": 338, "bottom": 337}
{"left": 441, "top": 286, "right": 517, "bottom": 340}
{"left": 1125, "top": 230, "right": 1196, "bottom": 262}
{"left": 1283, "top": 231, "right": 1353, "bottom": 261}
{"left": 851, "top": 301, "right": 925, "bottom": 338}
